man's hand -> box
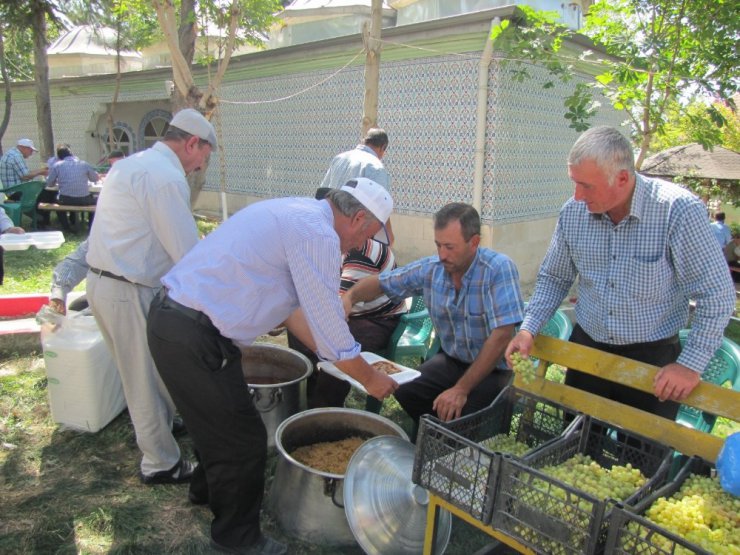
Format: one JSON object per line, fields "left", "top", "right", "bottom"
{"left": 504, "top": 330, "right": 534, "bottom": 368}
{"left": 432, "top": 386, "right": 468, "bottom": 422}
{"left": 3, "top": 227, "right": 25, "bottom": 235}
{"left": 49, "top": 298, "right": 67, "bottom": 316}
{"left": 364, "top": 371, "right": 398, "bottom": 401}
{"left": 654, "top": 362, "right": 701, "bottom": 402}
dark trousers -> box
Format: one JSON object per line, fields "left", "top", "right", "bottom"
{"left": 0, "top": 246, "right": 4, "bottom": 285}
{"left": 147, "top": 294, "right": 266, "bottom": 549}
{"left": 57, "top": 194, "right": 97, "bottom": 230}
{"left": 36, "top": 189, "right": 57, "bottom": 226}
{"left": 566, "top": 324, "right": 681, "bottom": 420}
{"left": 394, "top": 351, "right": 513, "bottom": 424}
{"left": 287, "top": 314, "right": 400, "bottom": 408}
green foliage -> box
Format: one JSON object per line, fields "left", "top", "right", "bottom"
{"left": 490, "top": 0, "right": 740, "bottom": 162}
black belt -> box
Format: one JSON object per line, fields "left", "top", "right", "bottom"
{"left": 158, "top": 290, "right": 215, "bottom": 328}
{"left": 89, "top": 266, "right": 134, "bottom": 284}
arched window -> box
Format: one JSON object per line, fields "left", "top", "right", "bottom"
{"left": 102, "top": 121, "right": 135, "bottom": 155}
{"left": 139, "top": 109, "right": 172, "bottom": 150}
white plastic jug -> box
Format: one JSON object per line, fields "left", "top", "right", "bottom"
{"left": 41, "top": 311, "right": 126, "bottom": 432}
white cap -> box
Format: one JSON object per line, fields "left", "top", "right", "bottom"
{"left": 17, "top": 138, "right": 38, "bottom": 151}
{"left": 340, "top": 177, "right": 393, "bottom": 244}
{"left": 169, "top": 109, "right": 217, "bottom": 148}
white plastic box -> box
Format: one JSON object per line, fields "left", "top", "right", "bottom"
{"left": 41, "top": 312, "right": 126, "bottom": 432}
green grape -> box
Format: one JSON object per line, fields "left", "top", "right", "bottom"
{"left": 640, "top": 473, "right": 740, "bottom": 554}
{"left": 511, "top": 352, "right": 536, "bottom": 384}
{"left": 479, "top": 433, "right": 531, "bottom": 456}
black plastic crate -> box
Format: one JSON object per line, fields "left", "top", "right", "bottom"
{"left": 412, "top": 386, "right": 583, "bottom": 523}
{"left": 491, "top": 416, "right": 674, "bottom": 555}
{"left": 605, "top": 457, "right": 732, "bottom": 555}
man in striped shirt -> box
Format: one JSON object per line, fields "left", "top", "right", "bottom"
{"left": 345, "top": 202, "right": 525, "bottom": 424}
{"left": 506, "top": 126, "right": 735, "bottom": 418}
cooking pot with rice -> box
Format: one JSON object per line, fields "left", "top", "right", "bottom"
{"left": 269, "top": 407, "right": 408, "bottom": 546}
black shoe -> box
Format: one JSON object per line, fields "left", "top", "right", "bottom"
{"left": 172, "top": 416, "right": 187, "bottom": 437}
{"left": 209, "top": 536, "right": 287, "bottom": 555}
{"left": 188, "top": 490, "right": 208, "bottom": 505}
{"left": 140, "top": 459, "right": 195, "bottom": 485}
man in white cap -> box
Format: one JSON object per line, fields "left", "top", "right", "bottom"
{"left": 0, "top": 138, "right": 48, "bottom": 201}
{"left": 146, "top": 177, "right": 397, "bottom": 555}
{"left": 86, "top": 108, "right": 216, "bottom": 486}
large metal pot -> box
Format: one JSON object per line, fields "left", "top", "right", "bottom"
{"left": 241, "top": 344, "right": 312, "bottom": 449}
{"left": 269, "top": 408, "right": 409, "bottom": 546}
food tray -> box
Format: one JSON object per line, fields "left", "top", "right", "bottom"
{"left": 317, "top": 352, "right": 420, "bottom": 394}
{"left": 491, "top": 416, "right": 674, "bottom": 555}
{"left": 412, "top": 386, "right": 584, "bottom": 523}
{"left": 605, "top": 457, "right": 727, "bottom": 555}
{"left": 0, "top": 231, "right": 65, "bottom": 251}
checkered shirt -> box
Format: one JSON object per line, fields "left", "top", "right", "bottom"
{"left": 521, "top": 174, "right": 736, "bottom": 374}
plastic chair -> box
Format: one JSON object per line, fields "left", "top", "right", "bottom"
{"left": 675, "top": 329, "right": 740, "bottom": 433}
{"left": 384, "top": 296, "right": 436, "bottom": 366}
{"left": 0, "top": 180, "right": 47, "bottom": 229}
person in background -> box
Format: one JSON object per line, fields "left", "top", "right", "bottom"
{"left": 287, "top": 186, "right": 406, "bottom": 408}
{"left": 344, "top": 202, "right": 524, "bottom": 427}
{"left": 711, "top": 212, "right": 732, "bottom": 249}
{"left": 0, "top": 208, "right": 26, "bottom": 285}
{"left": 146, "top": 178, "right": 397, "bottom": 555}
{"left": 46, "top": 146, "right": 100, "bottom": 231}
{"left": 86, "top": 108, "right": 216, "bottom": 487}
{"left": 506, "top": 126, "right": 735, "bottom": 419}
{"left": 0, "top": 138, "right": 48, "bottom": 202}
{"left": 321, "top": 128, "right": 394, "bottom": 244}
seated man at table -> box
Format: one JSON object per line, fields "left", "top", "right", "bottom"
{"left": 46, "top": 146, "right": 99, "bottom": 230}
{"left": 343, "top": 202, "right": 525, "bottom": 427}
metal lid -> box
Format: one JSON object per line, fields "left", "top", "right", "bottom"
{"left": 343, "top": 436, "right": 452, "bottom": 555}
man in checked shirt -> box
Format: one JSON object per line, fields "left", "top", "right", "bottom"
{"left": 344, "top": 202, "right": 525, "bottom": 425}
{"left": 506, "top": 126, "right": 735, "bottom": 419}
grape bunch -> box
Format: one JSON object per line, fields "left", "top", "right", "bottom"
{"left": 541, "top": 454, "right": 647, "bottom": 502}
{"left": 630, "top": 473, "right": 740, "bottom": 554}
{"left": 511, "top": 352, "right": 536, "bottom": 384}
{"left": 479, "top": 433, "right": 531, "bottom": 456}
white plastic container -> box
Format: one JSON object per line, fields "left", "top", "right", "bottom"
{"left": 41, "top": 312, "right": 126, "bottom": 432}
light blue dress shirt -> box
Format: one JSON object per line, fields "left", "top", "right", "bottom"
{"left": 521, "top": 174, "right": 736, "bottom": 374}
{"left": 378, "top": 249, "right": 524, "bottom": 364}
{"left": 163, "top": 197, "right": 361, "bottom": 360}
{"left": 320, "top": 144, "right": 390, "bottom": 191}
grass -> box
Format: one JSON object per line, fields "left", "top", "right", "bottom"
{"left": 1, "top": 219, "right": 738, "bottom": 554}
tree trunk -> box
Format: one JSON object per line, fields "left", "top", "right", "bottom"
{"left": 361, "top": 0, "right": 383, "bottom": 137}
{"left": 0, "top": 29, "right": 12, "bottom": 155}
{"left": 31, "top": 5, "right": 53, "bottom": 159}
{"left": 106, "top": 18, "right": 124, "bottom": 153}
{"left": 175, "top": 0, "right": 197, "bottom": 110}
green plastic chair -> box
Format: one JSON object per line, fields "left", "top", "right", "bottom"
{"left": 675, "top": 329, "right": 740, "bottom": 433}
{"left": 0, "top": 180, "right": 47, "bottom": 229}
{"left": 384, "top": 296, "right": 436, "bottom": 366}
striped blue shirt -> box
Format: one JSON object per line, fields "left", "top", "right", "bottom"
{"left": 163, "top": 197, "right": 361, "bottom": 360}
{"left": 521, "top": 174, "right": 736, "bottom": 374}
{"left": 46, "top": 156, "right": 99, "bottom": 197}
{"left": 379, "top": 249, "right": 524, "bottom": 364}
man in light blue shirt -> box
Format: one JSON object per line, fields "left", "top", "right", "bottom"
{"left": 506, "top": 126, "right": 735, "bottom": 420}
{"left": 147, "top": 178, "right": 397, "bottom": 555}
{"left": 345, "top": 203, "right": 524, "bottom": 425}
{"left": 710, "top": 212, "right": 732, "bottom": 248}
{"left": 320, "top": 127, "right": 390, "bottom": 190}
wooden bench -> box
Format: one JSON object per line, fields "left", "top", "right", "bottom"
{"left": 37, "top": 203, "right": 96, "bottom": 213}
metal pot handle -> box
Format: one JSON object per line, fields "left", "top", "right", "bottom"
{"left": 324, "top": 478, "right": 344, "bottom": 509}
{"left": 249, "top": 388, "right": 283, "bottom": 413}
